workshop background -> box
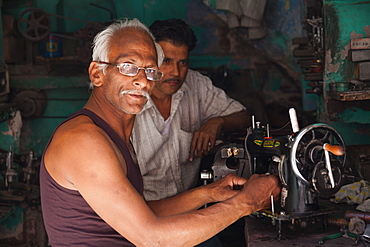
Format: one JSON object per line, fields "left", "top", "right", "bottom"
{"left": 0, "top": 0, "right": 369, "bottom": 246}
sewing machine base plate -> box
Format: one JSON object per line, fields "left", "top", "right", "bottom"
{"left": 245, "top": 216, "right": 363, "bottom": 246}
{"left": 245, "top": 200, "right": 365, "bottom": 246}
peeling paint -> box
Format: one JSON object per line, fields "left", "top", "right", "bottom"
{"left": 340, "top": 43, "right": 350, "bottom": 60}
{"left": 364, "top": 25, "right": 370, "bottom": 37}
{"left": 325, "top": 50, "right": 340, "bottom": 73}
{"left": 1, "top": 111, "right": 22, "bottom": 141}
{"left": 350, "top": 30, "right": 364, "bottom": 39}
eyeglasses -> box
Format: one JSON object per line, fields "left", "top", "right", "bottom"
{"left": 98, "top": 61, "right": 164, "bottom": 81}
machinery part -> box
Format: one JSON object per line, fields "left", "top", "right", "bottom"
{"left": 345, "top": 210, "right": 370, "bottom": 223}
{"left": 23, "top": 150, "right": 36, "bottom": 185}
{"left": 73, "top": 22, "right": 105, "bottom": 41}
{"left": 323, "top": 143, "right": 345, "bottom": 156}
{"left": 200, "top": 169, "right": 212, "bottom": 178}
{"left": 320, "top": 143, "right": 344, "bottom": 191}
{"left": 11, "top": 90, "right": 47, "bottom": 118}
{"left": 5, "top": 149, "right": 17, "bottom": 188}
{"left": 76, "top": 42, "right": 93, "bottom": 63}
{"left": 363, "top": 224, "right": 370, "bottom": 244}
{"left": 327, "top": 216, "right": 349, "bottom": 227}
{"left": 289, "top": 108, "right": 300, "bottom": 133}
{"left": 0, "top": 70, "right": 10, "bottom": 103}
{"left": 212, "top": 144, "right": 250, "bottom": 181}
{"left": 278, "top": 155, "right": 288, "bottom": 186}
{"left": 289, "top": 123, "right": 345, "bottom": 191}
{"left": 17, "top": 8, "right": 51, "bottom": 42}
{"left": 324, "top": 148, "right": 335, "bottom": 188}
{"left": 312, "top": 161, "right": 342, "bottom": 197}
{"left": 349, "top": 49, "right": 370, "bottom": 62}
{"left": 358, "top": 62, "right": 370, "bottom": 81}
{"left": 319, "top": 228, "right": 360, "bottom": 245}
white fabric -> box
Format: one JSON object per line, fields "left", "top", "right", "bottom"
{"left": 331, "top": 180, "right": 370, "bottom": 205}
{"left": 132, "top": 69, "right": 245, "bottom": 200}
{"left": 216, "top": 0, "right": 243, "bottom": 18}
{"left": 215, "top": 0, "right": 267, "bottom": 39}
{"left": 240, "top": 0, "right": 267, "bottom": 23}
{"left": 161, "top": 117, "right": 172, "bottom": 136}
{"left": 357, "top": 198, "right": 370, "bottom": 212}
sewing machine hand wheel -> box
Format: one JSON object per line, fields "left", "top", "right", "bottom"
{"left": 18, "top": 8, "right": 51, "bottom": 42}
{"left": 289, "top": 123, "right": 345, "bottom": 197}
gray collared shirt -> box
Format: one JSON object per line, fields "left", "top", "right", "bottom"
{"left": 131, "top": 69, "right": 245, "bottom": 200}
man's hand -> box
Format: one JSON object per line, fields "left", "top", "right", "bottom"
{"left": 189, "top": 117, "right": 224, "bottom": 161}
{"left": 204, "top": 173, "right": 247, "bottom": 203}
{"left": 240, "top": 174, "right": 281, "bottom": 215}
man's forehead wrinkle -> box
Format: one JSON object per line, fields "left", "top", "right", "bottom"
{"left": 114, "top": 52, "right": 140, "bottom": 63}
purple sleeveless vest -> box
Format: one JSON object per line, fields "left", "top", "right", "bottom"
{"left": 40, "top": 108, "right": 143, "bottom": 246}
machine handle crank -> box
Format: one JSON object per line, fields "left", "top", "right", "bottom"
{"left": 323, "top": 143, "right": 344, "bottom": 189}
{"left": 324, "top": 149, "right": 335, "bottom": 189}
{"left": 323, "top": 143, "right": 345, "bottom": 156}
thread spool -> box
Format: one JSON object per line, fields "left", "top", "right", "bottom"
{"left": 289, "top": 108, "right": 300, "bottom": 133}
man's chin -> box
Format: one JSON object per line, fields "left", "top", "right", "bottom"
{"left": 122, "top": 103, "right": 147, "bottom": 115}
{"left": 121, "top": 109, "right": 142, "bottom": 115}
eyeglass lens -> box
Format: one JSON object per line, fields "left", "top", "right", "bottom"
{"left": 119, "top": 63, "right": 163, "bottom": 81}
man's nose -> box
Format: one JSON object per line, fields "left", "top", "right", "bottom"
{"left": 169, "top": 64, "right": 180, "bottom": 77}
{"left": 133, "top": 69, "right": 153, "bottom": 89}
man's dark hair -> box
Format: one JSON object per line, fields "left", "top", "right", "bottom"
{"left": 149, "top": 18, "right": 197, "bottom": 52}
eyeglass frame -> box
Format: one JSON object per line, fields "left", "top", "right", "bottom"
{"left": 97, "top": 61, "right": 164, "bottom": 81}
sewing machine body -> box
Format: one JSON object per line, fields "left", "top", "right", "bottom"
{"left": 206, "top": 110, "right": 347, "bottom": 238}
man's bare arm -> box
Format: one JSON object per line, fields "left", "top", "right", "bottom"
{"left": 76, "top": 156, "right": 278, "bottom": 247}
{"left": 189, "top": 110, "right": 250, "bottom": 160}
{"left": 147, "top": 174, "right": 247, "bottom": 216}
{"left": 219, "top": 109, "right": 250, "bottom": 132}
{"left": 49, "top": 120, "right": 280, "bottom": 247}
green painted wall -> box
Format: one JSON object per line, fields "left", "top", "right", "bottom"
{"left": 3, "top": 0, "right": 366, "bottom": 156}
{"left": 318, "top": 0, "right": 370, "bottom": 145}
{"left": 0, "top": 0, "right": 312, "bottom": 155}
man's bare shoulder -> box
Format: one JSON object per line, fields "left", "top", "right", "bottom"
{"left": 51, "top": 115, "right": 109, "bottom": 150}
{"left": 44, "top": 115, "right": 119, "bottom": 189}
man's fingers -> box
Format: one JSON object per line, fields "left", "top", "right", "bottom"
{"left": 189, "top": 135, "right": 198, "bottom": 161}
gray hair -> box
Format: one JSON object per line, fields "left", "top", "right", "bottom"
{"left": 89, "top": 18, "right": 164, "bottom": 88}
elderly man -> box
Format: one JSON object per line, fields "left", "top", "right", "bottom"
{"left": 132, "top": 18, "right": 250, "bottom": 201}
{"left": 40, "top": 18, "right": 280, "bottom": 246}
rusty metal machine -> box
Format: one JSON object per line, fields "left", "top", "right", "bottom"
{"left": 293, "top": 0, "right": 370, "bottom": 146}
{"left": 0, "top": 148, "right": 47, "bottom": 246}
{"left": 202, "top": 108, "right": 347, "bottom": 239}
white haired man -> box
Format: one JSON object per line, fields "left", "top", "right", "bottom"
{"left": 40, "top": 18, "right": 280, "bottom": 246}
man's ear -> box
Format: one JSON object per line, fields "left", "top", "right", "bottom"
{"left": 89, "top": 61, "right": 104, "bottom": 87}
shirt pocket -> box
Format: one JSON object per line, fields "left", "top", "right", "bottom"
{"left": 177, "top": 129, "right": 193, "bottom": 164}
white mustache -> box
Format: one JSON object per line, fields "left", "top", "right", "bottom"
{"left": 120, "top": 90, "right": 150, "bottom": 100}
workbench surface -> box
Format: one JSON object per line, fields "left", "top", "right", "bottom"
{"left": 244, "top": 200, "right": 368, "bottom": 247}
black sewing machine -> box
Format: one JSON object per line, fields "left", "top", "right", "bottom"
{"left": 202, "top": 108, "right": 346, "bottom": 239}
